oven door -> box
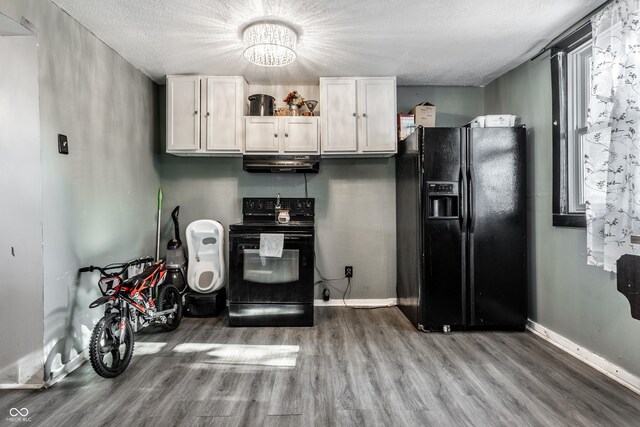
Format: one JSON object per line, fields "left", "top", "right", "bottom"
{"left": 229, "top": 233, "right": 314, "bottom": 304}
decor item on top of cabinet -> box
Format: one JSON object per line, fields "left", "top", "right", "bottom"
{"left": 304, "top": 99, "right": 318, "bottom": 116}
{"left": 166, "top": 75, "right": 248, "bottom": 156}
{"left": 284, "top": 90, "right": 304, "bottom": 116}
{"left": 248, "top": 94, "right": 275, "bottom": 116}
{"left": 319, "top": 77, "right": 397, "bottom": 157}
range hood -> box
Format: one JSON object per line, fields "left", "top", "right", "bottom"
{"left": 243, "top": 155, "right": 320, "bottom": 173}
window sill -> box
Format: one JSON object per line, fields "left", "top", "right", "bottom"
{"left": 552, "top": 213, "right": 586, "bottom": 228}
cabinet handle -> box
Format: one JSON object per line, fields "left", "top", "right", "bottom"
{"left": 274, "top": 133, "right": 278, "bottom": 138}
{"left": 363, "top": 112, "right": 368, "bottom": 118}
{"left": 285, "top": 133, "right": 289, "bottom": 137}
{"left": 195, "top": 110, "right": 198, "bottom": 115}
{"left": 353, "top": 112, "right": 358, "bottom": 117}
{"left": 206, "top": 112, "right": 210, "bottom": 117}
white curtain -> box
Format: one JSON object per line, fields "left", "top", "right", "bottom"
{"left": 585, "top": 0, "right": 640, "bottom": 272}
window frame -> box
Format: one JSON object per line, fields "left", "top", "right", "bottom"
{"left": 566, "top": 39, "right": 592, "bottom": 213}
{"left": 551, "top": 24, "right": 592, "bottom": 228}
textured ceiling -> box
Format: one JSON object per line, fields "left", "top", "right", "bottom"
{"left": 51, "top": 0, "right": 606, "bottom": 86}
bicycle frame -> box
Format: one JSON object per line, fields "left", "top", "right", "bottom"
{"left": 82, "top": 257, "right": 176, "bottom": 333}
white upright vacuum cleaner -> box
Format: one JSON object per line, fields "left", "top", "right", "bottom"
{"left": 184, "top": 219, "right": 226, "bottom": 317}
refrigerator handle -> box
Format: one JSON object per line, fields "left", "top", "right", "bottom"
{"left": 469, "top": 164, "right": 476, "bottom": 232}
{"left": 459, "top": 166, "right": 467, "bottom": 230}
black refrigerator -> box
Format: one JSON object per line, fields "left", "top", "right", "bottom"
{"left": 396, "top": 126, "right": 527, "bottom": 331}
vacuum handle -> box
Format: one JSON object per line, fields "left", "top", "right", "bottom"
{"left": 171, "top": 206, "right": 180, "bottom": 242}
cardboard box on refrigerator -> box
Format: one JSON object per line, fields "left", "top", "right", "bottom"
{"left": 410, "top": 102, "right": 436, "bottom": 127}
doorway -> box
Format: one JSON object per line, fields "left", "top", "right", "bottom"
{"left": 0, "top": 13, "right": 44, "bottom": 386}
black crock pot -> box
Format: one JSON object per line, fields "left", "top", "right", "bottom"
{"left": 248, "top": 94, "right": 275, "bottom": 116}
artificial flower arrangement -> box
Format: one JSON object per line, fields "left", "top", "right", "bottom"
{"left": 283, "top": 90, "right": 304, "bottom": 107}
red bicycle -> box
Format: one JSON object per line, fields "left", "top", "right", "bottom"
{"left": 79, "top": 257, "right": 182, "bottom": 378}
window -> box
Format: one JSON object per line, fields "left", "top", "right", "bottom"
{"left": 552, "top": 24, "right": 592, "bottom": 228}
{"left": 567, "top": 39, "right": 592, "bottom": 213}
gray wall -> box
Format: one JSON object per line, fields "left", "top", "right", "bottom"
{"left": 160, "top": 86, "right": 484, "bottom": 300}
{"left": 0, "top": 0, "right": 160, "bottom": 383}
{"left": 0, "top": 34, "right": 44, "bottom": 385}
{"left": 484, "top": 53, "right": 640, "bottom": 377}
{"left": 397, "top": 86, "right": 485, "bottom": 126}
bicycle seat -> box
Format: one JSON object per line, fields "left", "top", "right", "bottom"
{"left": 126, "top": 263, "right": 160, "bottom": 284}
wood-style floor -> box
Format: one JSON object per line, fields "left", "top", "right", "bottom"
{"left": 1, "top": 307, "right": 639, "bottom": 426}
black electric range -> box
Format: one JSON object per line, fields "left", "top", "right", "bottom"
{"left": 228, "top": 198, "right": 315, "bottom": 327}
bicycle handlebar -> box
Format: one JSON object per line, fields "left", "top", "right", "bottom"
{"left": 78, "top": 256, "right": 155, "bottom": 276}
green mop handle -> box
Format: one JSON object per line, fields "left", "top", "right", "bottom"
{"left": 155, "top": 188, "right": 162, "bottom": 261}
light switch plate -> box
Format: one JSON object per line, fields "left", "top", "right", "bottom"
{"left": 58, "top": 134, "right": 69, "bottom": 155}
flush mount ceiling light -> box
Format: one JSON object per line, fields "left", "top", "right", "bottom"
{"left": 243, "top": 21, "right": 297, "bottom": 67}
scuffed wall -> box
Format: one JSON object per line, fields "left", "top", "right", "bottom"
{"left": 0, "top": 0, "right": 160, "bottom": 384}
{"left": 0, "top": 35, "right": 43, "bottom": 385}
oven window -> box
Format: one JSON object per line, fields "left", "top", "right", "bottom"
{"left": 243, "top": 249, "right": 300, "bottom": 284}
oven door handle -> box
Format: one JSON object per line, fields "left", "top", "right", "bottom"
{"left": 235, "top": 234, "right": 313, "bottom": 240}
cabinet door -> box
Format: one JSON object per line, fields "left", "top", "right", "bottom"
{"left": 320, "top": 78, "right": 358, "bottom": 153}
{"left": 167, "top": 76, "right": 201, "bottom": 151}
{"left": 205, "top": 77, "right": 243, "bottom": 152}
{"left": 245, "top": 117, "right": 279, "bottom": 152}
{"left": 283, "top": 117, "right": 319, "bottom": 153}
{"left": 358, "top": 78, "right": 397, "bottom": 153}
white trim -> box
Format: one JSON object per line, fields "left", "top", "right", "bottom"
{"left": 43, "top": 349, "right": 89, "bottom": 389}
{"left": 314, "top": 298, "right": 397, "bottom": 307}
{"left": 0, "top": 383, "right": 43, "bottom": 390}
{"left": 527, "top": 320, "right": 640, "bottom": 395}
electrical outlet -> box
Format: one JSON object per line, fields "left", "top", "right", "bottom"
{"left": 345, "top": 266, "right": 353, "bottom": 278}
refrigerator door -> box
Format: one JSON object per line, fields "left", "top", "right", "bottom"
{"left": 421, "top": 128, "right": 466, "bottom": 330}
{"left": 467, "top": 127, "right": 527, "bottom": 328}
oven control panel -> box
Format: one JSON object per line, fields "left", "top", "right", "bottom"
{"left": 243, "top": 198, "right": 315, "bottom": 218}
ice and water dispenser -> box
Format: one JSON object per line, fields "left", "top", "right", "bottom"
{"left": 427, "top": 182, "right": 459, "bottom": 219}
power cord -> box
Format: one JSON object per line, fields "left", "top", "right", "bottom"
{"left": 314, "top": 257, "right": 393, "bottom": 310}
{"left": 311, "top": 206, "right": 392, "bottom": 310}
{"left": 341, "top": 277, "right": 393, "bottom": 310}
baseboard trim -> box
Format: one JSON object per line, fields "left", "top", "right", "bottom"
{"left": 527, "top": 320, "right": 640, "bottom": 395}
{"left": 0, "top": 383, "right": 43, "bottom": 390}
{"left": 314, "top": 298, "right": 397, "bottom": 307}
{"left": 43, "top": 349, "right": 89, "bottom": 389}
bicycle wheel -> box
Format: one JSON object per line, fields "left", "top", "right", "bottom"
{"left": 89, "top": 314, "right": 134, "bottom": 378}
{"left": 158, "top": 285, "right": 183, "bottom": 331}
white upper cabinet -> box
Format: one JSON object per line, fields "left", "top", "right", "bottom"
{"left": 320, "top": 77, "right": 397, "bottom": 156}
{"left": 166, "top": 75, "right": 247, "bottom": 156}
{"left": 205, "top": 77, "right": 245, "bottom": 152}
{"left": 167, "top": 75, "right": 396, "bottom": 157}
{"left": 245, "top": 117, "right": 320, "bottom": 154}
{"left": 358, "top": 78, "right": 396, "bottom": 153}
{"left": 245, "top": 117, "right": 280, "bottom": 152}
{"left": 167, "top": 76, "right": 201, "bottom": 151}
{"left": 320, "top": 78, "right": 358, "bottom": 153}
{"left": 283, "top": 117, "right": 319, "bottom": 153}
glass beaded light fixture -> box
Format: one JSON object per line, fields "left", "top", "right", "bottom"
{"left": 242, "top": 21, "right": 297, "bottom": 67}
